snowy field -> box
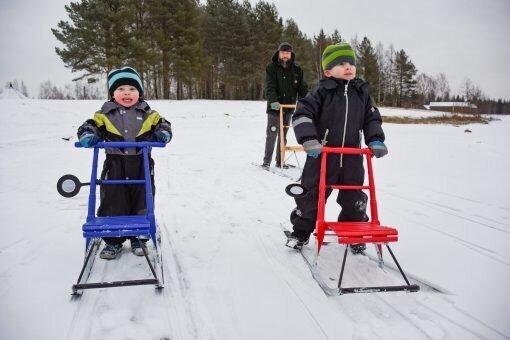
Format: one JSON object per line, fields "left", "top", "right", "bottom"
{"left": 0, "top": 98, "right": 509, "bottom": 340}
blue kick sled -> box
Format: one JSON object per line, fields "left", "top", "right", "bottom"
{"left": 57, "top": 141, "right": 166, "bottom": 295}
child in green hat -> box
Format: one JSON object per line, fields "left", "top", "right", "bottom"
{"left": 286, "top": 42, "right": 388, "bottom": 252}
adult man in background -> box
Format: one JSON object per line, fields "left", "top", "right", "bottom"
{"left": 262, "top": 42, "right": 308, "bottom": 169}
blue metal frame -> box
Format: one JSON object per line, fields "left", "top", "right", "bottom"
{"left": 75, "top": 142, "right": 166, "bottom": 250}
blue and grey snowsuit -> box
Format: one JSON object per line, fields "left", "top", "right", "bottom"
{"left": 77, "top": 100, "right": 172, "bottom": 245}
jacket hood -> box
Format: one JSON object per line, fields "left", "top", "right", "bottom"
{"left": 271, "top": 49, "right": 296, "bottom": 66}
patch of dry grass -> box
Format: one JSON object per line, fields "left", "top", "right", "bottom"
{"left": 382, "top": 114, "right": 494, "bottom": 125}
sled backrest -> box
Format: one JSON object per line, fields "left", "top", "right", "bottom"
{"left": 279, "top": 104, "right": 303, "bottom": 167}
{"left": 317, "top": 147, "right": 379, "bottom": 225}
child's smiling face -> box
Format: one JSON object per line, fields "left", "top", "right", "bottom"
{"left": 325, "top": 62, "right": 356, "bottom": 80}
{"left": 113, "top": 85, "right": 140, "bottom": 108}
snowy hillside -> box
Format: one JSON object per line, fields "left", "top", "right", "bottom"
{"left": 0, "top": 87, "right": 27, "bottom": 100}
{"left": 0, "top": 99, "right": 509, "bottom": 340}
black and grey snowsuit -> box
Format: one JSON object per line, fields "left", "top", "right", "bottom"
{"left": 77, "top": 100, "right": 172, "bottom": 245}
{"left": 263, "top": 50, "right": 308, "bottom": 165}
{"left": 290, "top": 77, "right": 385, "bottom": 236}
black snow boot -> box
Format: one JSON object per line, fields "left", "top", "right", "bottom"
{"left": 350, "top": 243, "right": 367, "bottom": 255}
{"left": 286, "top": 231, "right": 310, "bottom": 250}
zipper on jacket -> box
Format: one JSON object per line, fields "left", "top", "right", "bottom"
{"left": 340, "top": 80, "right": 350, "bottom": 168}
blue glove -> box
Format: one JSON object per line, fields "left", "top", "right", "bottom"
{"left": 368, "top": 141, "right": 388, "bottom": 158}
{"left": 79, "top": 132, "right": 100, "bottom": 148}
{"left": 154, "top": 130, "right": 171, "bottom": 143}
{"left": 270, "top": 102, "right": 280, "bottom": 110}
{"left": 303, "top": 139, "right": 323, "bottom": 158}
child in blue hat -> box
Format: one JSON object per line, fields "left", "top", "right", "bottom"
{"left": 77, "top": 66, "right": 172, "bottom": 259}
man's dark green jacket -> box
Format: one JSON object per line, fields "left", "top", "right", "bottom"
{"left": 265, "top": 49, "right": 308, "bottom": 113}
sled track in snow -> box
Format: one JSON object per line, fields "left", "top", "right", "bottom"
{"left": 64, "top": 222, "right": 200, "bottom": 340}
{"left": 65, "top": 257, "right": 109, "bottom": 340}
{"left": 415, "top": 298, "right": 510, "bottom": 340}
{"left": 265, "top": 230, "right": 438, "bottom": 338}
{"left": 276, "top": 224, "right": 500, "bottom": 339}
{"left": 385, "top": 206, "right": 510, "bottom": 268}
{"left": 158, "top": 219, "right": 201, "bottom": 340}
{"left": 380, "top": 189, "right": 510, "bottom": 234}
{"left": 300, "top": 243, "right": 507, "bottom": 339}
{"left": 252, "top": 225, "right": 332, "bottom": 340}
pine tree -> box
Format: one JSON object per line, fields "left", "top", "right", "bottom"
{"left": 356, "top": 37, "right": 379, "bottom": 100}
{"left": 281, "top": 18, "right": 314, "bottom": 88}
{"left": 312, "top": 29, "right": 330, "bottom": 79}
{"left": 172, "top": 0, "right": 202, "bottom": 99}
{"left": 52, "top": 0, "right": 139, "bottom": 79}
{"left": 330, "top": 29, "right": 343, "bottom": 44}
{"left": 147, "top": 0, "right": 202, "bottom": 99}
{"left": 146, "top": 0, "right": 177, "bottom": 99}
{"left": 249, "top": 1, "right": 282, "bottom": 100}
{"left": 202, "top": 0, "right": 251, "bottom": 99}
{"left": 393, "top": 49, "right": 417, "bottom": 107}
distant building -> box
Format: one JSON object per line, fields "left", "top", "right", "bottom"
{"left": 424, "top": 102, "right": 478, "bottom": 114}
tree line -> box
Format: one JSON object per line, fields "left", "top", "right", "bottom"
{"left": 44, "top": 0, "right": 508, "bottom": 113}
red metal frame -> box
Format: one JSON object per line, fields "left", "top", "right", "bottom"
{"left": 315, "top": 147, "right": 398, "bottom": 252}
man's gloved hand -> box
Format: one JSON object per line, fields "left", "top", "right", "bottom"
{"left": 270, "top": 102, "right": 280, "bottom": 111}
{"left": 79, "top": 132, "right": 100, "bottom": 148}
{"left": 303, "top": 139, "right": 323, "bottom": 158}
{"left": 154, "top": 130, "right": 172, "bottom": 143}
{"left": 368, "top": 140, "right": 388, "bottom": 158}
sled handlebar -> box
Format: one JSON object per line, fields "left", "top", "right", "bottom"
{"left": 74, "top": 141, "right": 166, "bottom": 148}
{"left": 322, "top": 147, "right": 372, "bottom": 156}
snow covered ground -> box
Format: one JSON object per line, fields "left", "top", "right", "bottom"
{"left": 0, "top": 99, "right": 509, "bottom": 340}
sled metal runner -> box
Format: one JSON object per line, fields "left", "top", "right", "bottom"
{"left": 333, "top": 243, "right": 419, "bottom": 295}
{"left": 70, "top": 142, "right": 166, "bottom": 295}
{"left": 72, "top": 238, "right": 162, "bottom": 293}
{"left": 310, "top": 147, "right": 419, "bottom": 295}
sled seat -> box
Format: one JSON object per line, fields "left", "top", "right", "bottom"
{"left": 83, "top": 215, "right": 150, "bottom": 238}
{"left": 324, "top": 222, "right": 398, "bottom": 244}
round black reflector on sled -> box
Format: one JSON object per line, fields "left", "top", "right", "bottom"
{"left": 57, "top": 174, "right": 83, "bottom": 198}
{"left": 285, "top": 183, "right": 309, "bottom": 198}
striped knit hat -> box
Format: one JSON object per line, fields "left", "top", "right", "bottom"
{"left": 107, "top": 66, "right": 143, "bottom": 97}
{"left": 322, "top": 43, "right": 356, "bottom": 70}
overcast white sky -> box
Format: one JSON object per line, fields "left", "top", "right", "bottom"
{"left": 1, "top": 0, "right": 509, "bottom": 99}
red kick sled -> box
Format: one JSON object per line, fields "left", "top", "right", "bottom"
{"left": 287, "top": 147, "right": 420, "bottom": 295}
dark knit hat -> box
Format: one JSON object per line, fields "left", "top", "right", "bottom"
{"left": 278, "top": 42, "right": 293, "bottom": 52}
{"left": 107, "top": 66, "right": 143, "bottom": 97}
{"left": 322, "top": 43, "right": 356, "bottom": 70}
